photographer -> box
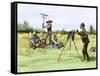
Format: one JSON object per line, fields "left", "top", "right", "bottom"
{"left": 76, "top": 23, "right": 90, "bottom": 61}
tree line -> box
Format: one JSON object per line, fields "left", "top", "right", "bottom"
{"left": 17, "top": 21, "right": 96, "bottom": 34}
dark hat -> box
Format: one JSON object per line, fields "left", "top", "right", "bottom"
{"left": 80, "top": 23, "right": 85, "bottom": 27}
{"left": 46, "top": 20, "right": 53, "bottom": 23}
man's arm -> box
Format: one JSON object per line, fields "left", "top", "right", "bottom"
{"left": 43, "top": 24, "right": 52, "bottom": 28}
{"left": 76, "top": 29, "right": 88, "bottom": 39}
{"left": 42, "top": 23, "right": 45, "bottom": 28}
{"left": 76, "top": 30, "right": 82, "bottom": 36}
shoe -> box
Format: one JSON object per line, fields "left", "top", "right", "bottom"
{"left": 33, "top": 46, "right": 37, "bottom": 49}
{"left": 87, "top": 59, "right": 90, "bottom": 62}
{"left": 81, "top": 59, "right": 86, "bottom": 62}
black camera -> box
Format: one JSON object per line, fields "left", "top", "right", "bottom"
{"left": 67, "top": 31, "right": 75, "bottom": 41}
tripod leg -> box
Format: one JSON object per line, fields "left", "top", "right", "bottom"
{"left": 73, "top": 41, "right": 82, "bottom": 61}
{"left": 69, "top": 38, "right": 71, "bottom": 56}
{"left": 57, "top": 40, "right": 68, "bottom": 62}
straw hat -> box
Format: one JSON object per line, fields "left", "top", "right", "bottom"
{"left": 46, "top": 19, "right": 53, "bottom": 23}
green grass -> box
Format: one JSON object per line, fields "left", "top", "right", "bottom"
{"left": 17, "top": 34, "right": 96, "bottom": 72}
{"left": 18, "top": 47, "right": 96, "bottom": 72}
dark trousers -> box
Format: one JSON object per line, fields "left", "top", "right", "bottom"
{"left": 82, "top": 43, "right": 90, "bottom": 61}
{"left": 45, "top": 33, "right": 52, "bottom": 44}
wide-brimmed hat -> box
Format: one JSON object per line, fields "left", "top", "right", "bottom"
{"left": 46, "top": 19, "right": 53, "bottom": 23}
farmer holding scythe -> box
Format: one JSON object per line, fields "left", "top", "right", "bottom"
{"left": 40, "top": 13, "right": 53, "bottom": 45}
{"left": 42, "top": 19, "right": 53, "bottom": 45}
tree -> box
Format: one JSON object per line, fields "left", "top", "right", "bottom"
{"left": 17, "top": 21, "right": 33, "bottom": 32}
{"left": 89, "top": 25, "right": 96, "bottom": 34}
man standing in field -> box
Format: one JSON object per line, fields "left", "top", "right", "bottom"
{"left": 76, "top": 23, "right": 90, "bottom": 61}
{"left": 42, "top": 19, "right": 53, "bottom": 45}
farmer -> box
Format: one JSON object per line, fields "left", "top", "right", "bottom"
{"left": 29, "top": 32, "right": 41, "bottom": 49}
{"left": 52, "top": 33, "right": 64, "bottom": 49}
{"left": 76, "top": 23, "right": 90, "bottom": 61}
{"left": 43, "top": 19, "right": 53, "bottom": 45}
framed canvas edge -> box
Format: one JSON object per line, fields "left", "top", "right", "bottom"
{"left": 11, "top": 2, "right": 17, "bottom": 74}
{"left": 11, "top": 1, "right": 98, "bottom": 74}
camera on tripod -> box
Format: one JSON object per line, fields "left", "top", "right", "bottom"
{"left": 67, "top": 30, "right": 75, "bottom": 41}
{"left": 57, "top": 30, "right": 81, "bottom": 62}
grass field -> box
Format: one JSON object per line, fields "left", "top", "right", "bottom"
{"left": 17, "top": 33, "right": 96, "bottom": 72}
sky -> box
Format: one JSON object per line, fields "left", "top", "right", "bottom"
{"left": 18, "top": 3, "right": 96, "bottom": 31}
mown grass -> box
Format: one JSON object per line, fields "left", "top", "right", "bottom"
{"left": 17, "top": 33, "right": 96, "bottom": 72}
